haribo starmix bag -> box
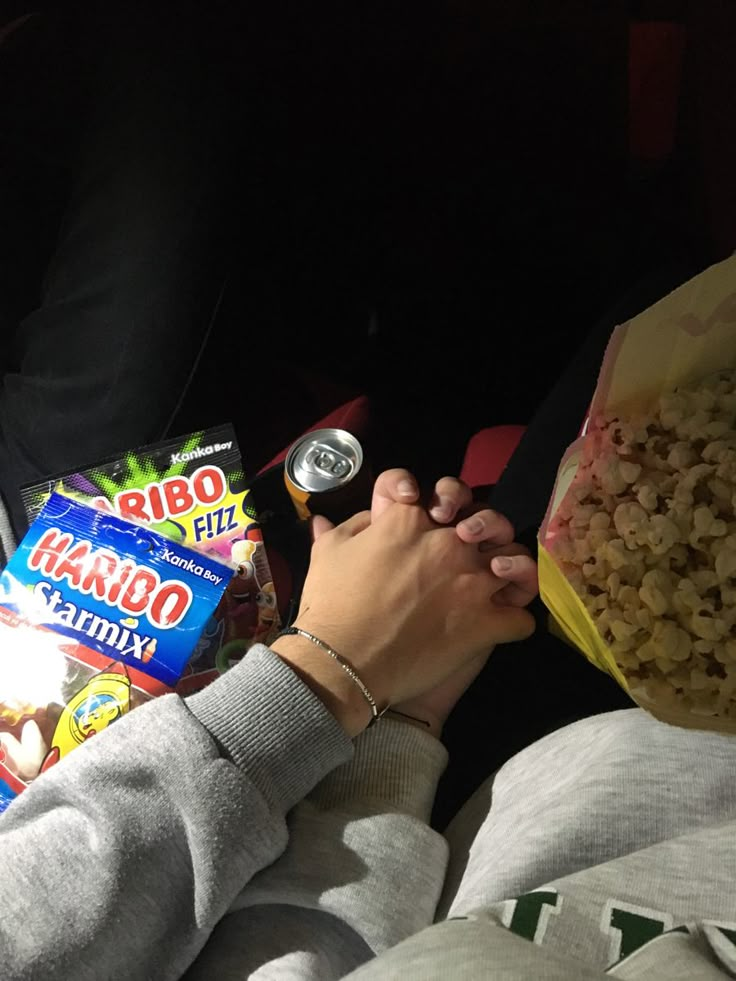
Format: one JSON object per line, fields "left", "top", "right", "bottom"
{"left": 0, "top": 493, "right": 231, "bottom": 813}
{"left": 20, "top": 423, "right": 281, "bottom": 695}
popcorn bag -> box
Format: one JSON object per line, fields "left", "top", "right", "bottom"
{"left": 539, "top": 255, "right": 736, "bottom": 733}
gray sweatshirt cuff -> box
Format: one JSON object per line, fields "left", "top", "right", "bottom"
{"left": 310, "top": 718, "right": 449, "bottom": 821}
{"left": 186, "top": 645, "right": 354, "bottom": 814}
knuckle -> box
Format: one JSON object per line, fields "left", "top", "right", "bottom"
{"left": 438, "top": 475, "right": 469, "bottom": 496}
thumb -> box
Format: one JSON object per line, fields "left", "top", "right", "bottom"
{"left": 371, "top": 468, "right": 419, "bottom": 521}
{"left": 310, "top": 514, "right": 335, "bottom": 542}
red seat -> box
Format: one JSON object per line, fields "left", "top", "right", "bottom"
{"left": 459, "top": 425, "right": 526, "bottom": 490}
{"left": 256, "top": 395, "right": 372, "bottom": 475}
{"left": 258, "top": 395, "right": 526, "bottom": 493}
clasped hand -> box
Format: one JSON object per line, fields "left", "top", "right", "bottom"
{"left": 272, "top": 469, "right": 539, "bottom": 737}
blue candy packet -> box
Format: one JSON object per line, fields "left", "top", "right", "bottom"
{"left": 0, "top": 493, "right": 230, "bottom": 813}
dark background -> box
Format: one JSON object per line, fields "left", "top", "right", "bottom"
{"left": 1, "top": 2, "right": 715, "bottom": 484}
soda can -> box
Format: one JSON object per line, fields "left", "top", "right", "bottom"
{"left": 284, "top": 428, "right": 371, "bottom": 525}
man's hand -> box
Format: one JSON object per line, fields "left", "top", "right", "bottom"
{"left": 369, "top": 467, "right": 537, "bottom": 606}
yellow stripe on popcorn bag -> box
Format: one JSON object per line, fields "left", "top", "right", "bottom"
{"left": 538, "top": 543, "right": 629, "bottom": 688}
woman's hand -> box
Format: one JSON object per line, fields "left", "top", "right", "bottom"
{"left": 272, "top": 469, "right": 537, "bottom": 737}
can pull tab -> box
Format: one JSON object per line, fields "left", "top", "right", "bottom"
{"left": 306, "top": 447, "right": 352, "bottom": 478}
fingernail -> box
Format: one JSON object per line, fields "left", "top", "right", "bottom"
{"left": 460, "top": 515, "right": 485, "bottom": 536}
{"left": 398, "top": 479, "right": 417, "bottom": 498}
{"left": 493, "top": 556, "right": 513, "bottom": 572}
{"left": 430, "top": 496, "right": 453, "bottom": 521}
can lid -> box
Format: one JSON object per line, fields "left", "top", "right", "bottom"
{"left": 285, "top": 429, "right": 363, "bottom": 494}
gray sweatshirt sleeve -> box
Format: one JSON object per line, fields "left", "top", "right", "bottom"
{"left": 182, "top": 719, "right": 450, "bottom": 979}
{"left": 0, "top": 646, "right": 353, "bottom": 981}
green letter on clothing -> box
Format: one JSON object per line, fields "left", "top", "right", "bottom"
{"left": 509, "top": 891, "right": 560, "bottom": 942}
{"left": 610, "top": 907, "right": 666, "bottom": 959}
